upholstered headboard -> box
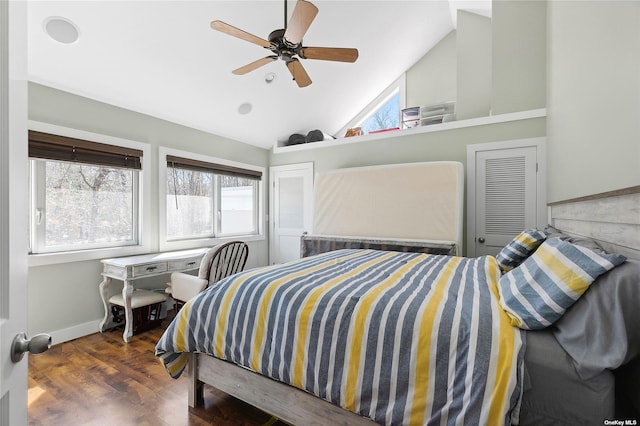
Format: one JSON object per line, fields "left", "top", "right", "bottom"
{"left": 311, "top": 161, "right": 464, "bottom": 253}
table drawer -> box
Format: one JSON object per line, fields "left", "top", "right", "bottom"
{"left": 168, "top": 257, "right": 201, "bottom": 271}
{"left": 132, "top": 262, "right": 167, "bottom": 277}
{"left": 103, "top": 264, "right": 127, "bottom": 280}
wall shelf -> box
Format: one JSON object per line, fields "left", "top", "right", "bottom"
{"left": 272, "top": 108, "right": 547, "bottom": 154}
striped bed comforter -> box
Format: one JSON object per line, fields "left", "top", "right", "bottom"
{"left": 156, "top": 249, "right": 525, "bottom": 425}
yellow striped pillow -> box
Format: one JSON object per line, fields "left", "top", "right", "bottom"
{"left": 498, "top": 237, "right": 626, "bottom": 330}
{"left": 496, "top": 229, "right": 547, "bottom": 273}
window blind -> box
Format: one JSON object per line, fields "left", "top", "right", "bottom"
{"left": 28, "top": 130, "right": 143, "bottom": 170}
{"left": 166, "top": 155, "right": 262, "bottom": 180}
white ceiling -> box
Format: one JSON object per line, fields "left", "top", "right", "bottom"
{"left": 28, "top": 1, "right": 490, "bottom": 149}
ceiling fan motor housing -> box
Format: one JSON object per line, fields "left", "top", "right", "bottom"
{"left": 268, "top": 28, "right": 301, "bottom": 61}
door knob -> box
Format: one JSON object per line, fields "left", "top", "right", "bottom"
{"left": 478, "top": 237, "right": 486, "bottom": 243}
{"left": 11, "top": 332, "right": 51, "bottom": 363}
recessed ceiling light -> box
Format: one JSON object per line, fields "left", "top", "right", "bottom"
{"left": 264, "top": 72, "right": 277, "bottom": 84}
{"left": 238, "top": 102, "right": 253, "bottom": 115}
{"left": 44, "top": 17, "right": 79, "bottom": 44}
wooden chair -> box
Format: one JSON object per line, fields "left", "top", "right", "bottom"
{"left": 166, "top": 241, "right": 249, "bottom": 310}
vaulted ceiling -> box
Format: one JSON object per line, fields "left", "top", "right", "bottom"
{"left": 28, "top": 1, "right": 490, "bottom": 149}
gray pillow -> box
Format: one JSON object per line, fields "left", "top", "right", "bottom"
{"left": 553, "top": 258, "right": 640, "bottom": 380}
{"left": 543, "top": 225, "right": 604, "bottom": 252}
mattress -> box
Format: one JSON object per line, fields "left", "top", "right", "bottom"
{"left": 312, "top": 162, "right": 464, "bottom": 249}
{"left": 519, "top": 329, "right": 615, "bottom": 426}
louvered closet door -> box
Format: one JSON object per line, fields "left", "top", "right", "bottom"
{"left": 475, "top": 147, "right": 538, "bottom": 256}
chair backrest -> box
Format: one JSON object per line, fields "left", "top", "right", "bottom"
{"left": 205, "top": 241, "right": 249, "bottom": 287}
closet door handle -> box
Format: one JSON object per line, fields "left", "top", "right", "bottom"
{"left": 478, "top": 237, "right": 485, "bottom": 243}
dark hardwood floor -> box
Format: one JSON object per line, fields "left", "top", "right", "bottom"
{"left": 28, "top": 313, "right": 289, "bottom": 426}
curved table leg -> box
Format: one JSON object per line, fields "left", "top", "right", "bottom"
{"left": 98, "top": 277, "right": 112, "bottom": 332}
{"left": 122, "top": 281, "right": 134, "bottom": 343}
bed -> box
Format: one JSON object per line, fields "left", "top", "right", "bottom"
{"left": 155, "top": 163, "right": 640, "bottom": 425}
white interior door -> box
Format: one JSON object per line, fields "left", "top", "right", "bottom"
{"left": 467, "top": 138, "right": 546, "bottom": 257}
{"left": 1, "top": 2, "right": 29, "bottom": 425}
{"left": 269, "top": 163, "right": 314, "bottom": 265}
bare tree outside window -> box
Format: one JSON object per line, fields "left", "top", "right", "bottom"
{"left": 166, "top": 168, "right": 214, "bottom": 239}
{"left": 43, "top": 161, "right": 134, "bottom": 248}
{"left": 360, "top": 92, "right": 400, "bottom": 134}
{"left": 166, "top": 170, "right": 258, "bottom": 240}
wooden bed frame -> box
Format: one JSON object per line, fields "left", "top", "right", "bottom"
{"left": 186, "top": 185, "right": 640, "bottom": 424}
{"left": 547, "top": 185, "right": 640, "bottom": 260}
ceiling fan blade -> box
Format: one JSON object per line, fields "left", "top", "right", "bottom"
{"left": 283, "top": 0, "right": 318, "bottom": 45}
{"left": 299, "top": 47, "right": 359, "bottom": 63}
{"left": 232, "top": 56, "right": 278, "bottom": 75}
{"left": 286, "top": 59, "right": 312, "bottom": 88}
{"left": 211, "top": 20, "right": 271, "bottom": 49}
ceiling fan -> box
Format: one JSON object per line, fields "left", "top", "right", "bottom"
{"left": 211, "top": 0, "right": 359, "bottom": 88}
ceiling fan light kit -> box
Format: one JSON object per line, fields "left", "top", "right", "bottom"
{"left": 211, "top": 0, "right": 359, "bottom": 88}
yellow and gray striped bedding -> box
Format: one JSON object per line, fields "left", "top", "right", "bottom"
{"left": 156, "top": 249, "right": 525, "bottom": 425}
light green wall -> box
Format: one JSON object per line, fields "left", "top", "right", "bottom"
{"left": 492, "top": 0, "right": 547, "bottom": 115}
{"left": 28, "top": 261, "right": 104, "bottom": 335}
{"left": 406, "top": 31, "right": 457, "bottom": 108}
{"left": 546, "top": 0, "right": 640, "bottom": 201}
{"left": 456, "top": 11, "right": 492, "bottom": 119}
{"left": 27, "top": 82, "right": 270, "bottom": 338}
{"left": 29, "top": 83, "right": 268, "bottom": 167}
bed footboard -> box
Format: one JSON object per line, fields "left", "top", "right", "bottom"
{"left": 189, "top": 353, "right": 374, "bottom": 425}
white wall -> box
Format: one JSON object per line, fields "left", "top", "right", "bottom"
{"left": 546, "top": 0, "right": 640, "bottom": 202}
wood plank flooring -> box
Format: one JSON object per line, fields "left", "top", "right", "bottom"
{"left": 28, "top": 314, "right": 289, "bottom": 426}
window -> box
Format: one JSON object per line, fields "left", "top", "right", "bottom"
{"left": 166, "top": 167, "right": 214, "bottom": 240}
{"left": 32, "top": 160, "right": 138, "bottom": 251}
{"left": 219, "top": 176, "right": 259, "bottom": 236}
{"left": 28, "top": 125, "right": 150, "bottom": 263}
{"left": 359, "top": 91, "right": 400, "bottom": 134}
{"left": 161, "top": 149, "right": 263, "bottom": 250}
{"left": 337, "top": 75, "right": 406, "bottom": 137}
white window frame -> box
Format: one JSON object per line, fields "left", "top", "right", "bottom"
{"left": 158, "top": 147, "right": 265, "bottom": 252}
{"left": 28, "top": 120, "right": 151, "bottom": 267}
{"left": 30, "top": 160, "right": 141, "bottom": 252}
{"left": 337, "top": 74, "right": 406, "bottom": 137}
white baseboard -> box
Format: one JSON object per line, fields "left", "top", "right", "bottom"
{"left": 46, "top": 300, "right": 173, "bottom": 345}
{"left": 48, "top": 319, "right": 102, "bottom": 345}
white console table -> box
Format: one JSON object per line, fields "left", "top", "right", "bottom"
{"left": 99, "top": 248, "right": 208, "bottom": 342}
